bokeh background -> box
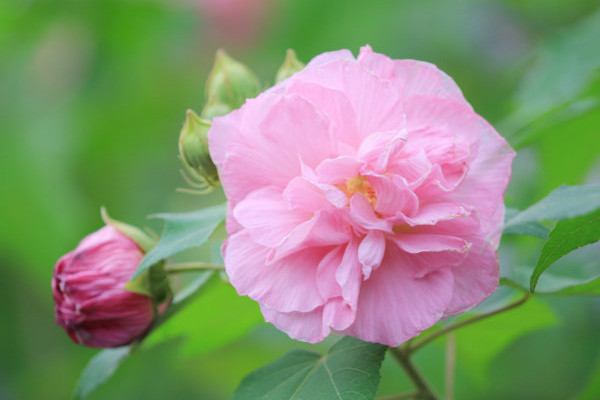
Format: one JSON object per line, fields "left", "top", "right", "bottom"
{"left": 1, "top": 0, "right": 599, "bottom": 399}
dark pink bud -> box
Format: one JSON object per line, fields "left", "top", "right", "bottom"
{"left": 52, "top": 226, "right": 157, "bottom": 348}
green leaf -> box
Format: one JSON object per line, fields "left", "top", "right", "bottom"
{"left": 73, "top": 347, "right": 131, "bottom": 400}
{"left": 530, "top": 208, "right": 600, "bottom": 292}
{"left": 144, "top": 278, "right": 263, "bottom": 357}
{"left": 502, "top": 208, "right": 549, "bottom": 238}
{"left": 232, "top": 336, "right": 387, "bottom": 400}
{"left": 504, "top": 184, "right": 600, "bottom": 231}
{"left": 541, "top": 274, "right": 600, "bottom": 296}
{"left": 501, "top": 8, "right": 600, "bottom": 148}
{"left": 132, "top": 203, "right": 226, "bottom": 279}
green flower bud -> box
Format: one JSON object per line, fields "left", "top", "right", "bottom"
{"left": 178, "top": 109, "right": 219, "bottom": 191}
{"left": 275, "top": 49, "right": 305, "bottom": 83}
{"left": 204, "top": 49, "right": 260, "bottom": 113}
{"left": 201, "top": 93, "right": 234, "bottom": 120}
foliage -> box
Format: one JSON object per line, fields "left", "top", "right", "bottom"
{"left": 2, "top": 1, "right": 600, "bottom": 400}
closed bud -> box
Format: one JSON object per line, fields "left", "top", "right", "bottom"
{"left": 205, "top": 49, "right": 260, "bottom": 112}
{"left": 52, "top": 216, "right": 171, "bottom": 348}
{"left": 201, "top": 93, "right": 233, "bottom": 120}
{"left": 179, "top": 109, "right": 219, "bottom": 191}
{"left": 275, "top": 49, "right": 305, "bottom": 83}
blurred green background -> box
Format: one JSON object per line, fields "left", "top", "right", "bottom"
{"left": 1, "top": 0, "right": 599, "bottom": 399}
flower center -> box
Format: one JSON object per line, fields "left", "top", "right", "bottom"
{"left": 339, "top": 176, "right": 377, "bottom": 208}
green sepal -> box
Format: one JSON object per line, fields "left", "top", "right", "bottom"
{"left": 204, "top": 49, "right": 260, "bottom": 112}
{"left": 125, "top": 261, "right": 172, "bottom": 304}
{"left": 201, "top": 94, "right": 233, "bottom": 120}
{"left": 100, "top": 207, "right": 156, "bottom": 252}
{"left": 178, "top": 109, "right": 219, "bottom": 190}
{"left": 275, "top": 49, "right": 305, "bottom": 83}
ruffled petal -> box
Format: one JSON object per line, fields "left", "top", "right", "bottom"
{"left": 261, "top": 305, "right": 326, "bottom": 343}
{"left": 224, "top": 231, "right": 325, "bottom": 313}
{"left": 358, "top": 231, "right": 386, "bottom": 279}
{"left": 342, "top": 244, "right": 454, "bottom": 346}
{"left": 233, "top": 186, "right": 311, "bottom": 248}
{"left": 357, "top": 45, "right": 470, "bottom": 106}
{"left": 444, "top": 236, "right": 499, "bottom": 315}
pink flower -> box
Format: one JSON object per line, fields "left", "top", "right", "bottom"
{"left": 53, "top": 226, "right": 156, "bottom": 348}
{"left": 209, "top": 46, "right": 515, "bottom": 346}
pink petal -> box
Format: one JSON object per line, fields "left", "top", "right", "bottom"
{"left": 349, "top": 193, "right": 393, "bottom": 232}
{"left": 404, "top": 97, "right": 478, "bottom": 164}
{"left": 261, "top": 305, "right": 326, "bottom": 343}
{"left": 233, "top": 187, "right": 311, "bottom": 248}
{"left": 323, "top": 297, "right": 355, "bottom": 333}
{"left": 258, "top": 94, "right": 337, "bottom": 170}
{"left": 357, "top": 129, "right": 407, "bottom": 172}
{"left": 208, "top": 107, "right": 242, "bottom": 168}
{"left": 341, "top": 62, "right": 405, "bottom": 138}
{"left": 286, "top": 80, "right": 360, "bottom": 147}
{"left": 341, "top": 244, "right": 454, "bottom": 346}
{"left": 392, "top": 233, "right": 470, "bottom": 254}
{"left": 306, "top": 49, "right": 355, "bottom": 67}
{"left": 365, "top": 174, "right": 418, "bottom": 217}
{"left": 335, "top": 239, "right": 363, "bottom": 309}
{"left": 358, "top": 231, "right": 386, "bottom": 279}
{"left": 449, "top": 121, "right": 515, "bottom": 243}
{"left": 224, "top": 231, "right": 325, "bottom": 313}
{"left": 398, "top": 202, "right": 469, "bottom": 226}
{"left": 357, "top": 45, "right": 470, "bottom": 106}
{"left": 390, "top": 234, "right": 471, "bottom": 278}
{"left": 267, "top": 210, "right": 352, "bottom": 263}
{"left": 444, "top": 236, "right": 499, "bottom": 315}
{"left": 387, "top": 150, "right": 432, "bottom": 188}
{"left": 293, "top": 60, "right": 405, "bottom": 138}
{"left": 316, "top": 246, "right": 344, "bottom": 299}
{"left": 282, "top": 176, "right": 329, "bottom": 212}
{"left": 315, "top": 156, "right": 365, "bottom": 184}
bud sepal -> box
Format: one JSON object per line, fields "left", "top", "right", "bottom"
{"left": 178, "top": 109, "right": 220, "bottom": 192}
{"left": 204, "top": 49, "right": 260, "bottom": 115}
{"left": 275, "top": 49, "right": 305, "bottom": 83}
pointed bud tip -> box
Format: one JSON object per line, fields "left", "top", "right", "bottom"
{"left": 205, "top": 49, "right": 260, "bottom": 110}
{"left": 178, "top": 109, "right": 219, "bottom": 189}
{"left": 276, "top": 49, "right": 305, "bottom": 83}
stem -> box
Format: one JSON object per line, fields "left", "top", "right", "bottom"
{"left": 444, "top": 332, "right": 456, "bottom": 400}
{"left": 165, "top": 262, "right": 224, "bottom": 274}
{"left": 389, "top": 348, "right": 440, "bottom": 400}
{"left": 376, "top": 391, "right": 420, "bottom": 400}
{"left": 408, "top": 293, "right": 530, "bottom": 353}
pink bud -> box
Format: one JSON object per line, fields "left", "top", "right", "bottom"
{"left": 52, "top": 226, "right": 157, "bottom": 348}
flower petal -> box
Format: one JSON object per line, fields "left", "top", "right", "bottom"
{"left": 261, "top": 305, "right": 326, "bottom": 343}
{"left": 358, "top": 231, "right": 386, "bottom": 279}
{"left": 224, "top": 231, "right": 325, "bottom": 313}
{"left": 342, "top": 244, "right": 454, "bottom": 346}
{"left": 349, "top": 193, "right": 393, "bottom": 232}
{"left": 357, "top": 45, "right": 470, "bottom": 106}
{"left": 445, "top": 236, "right": 499, "bottom": 315}
{"left": 233, "top": 187, "right": 311, "bottom": 248}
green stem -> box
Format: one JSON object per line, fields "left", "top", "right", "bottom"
{"left": 444, "top": 332, "right": 456, "bottom": 400}
{"left": 165, "top": 262, "right": 224, "bottom": 274}
{"left": 408, "top": 293, "right": 530, "bottom": 353}
{"left": 389, "top": 348, "right": 440, "bottom": 400}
